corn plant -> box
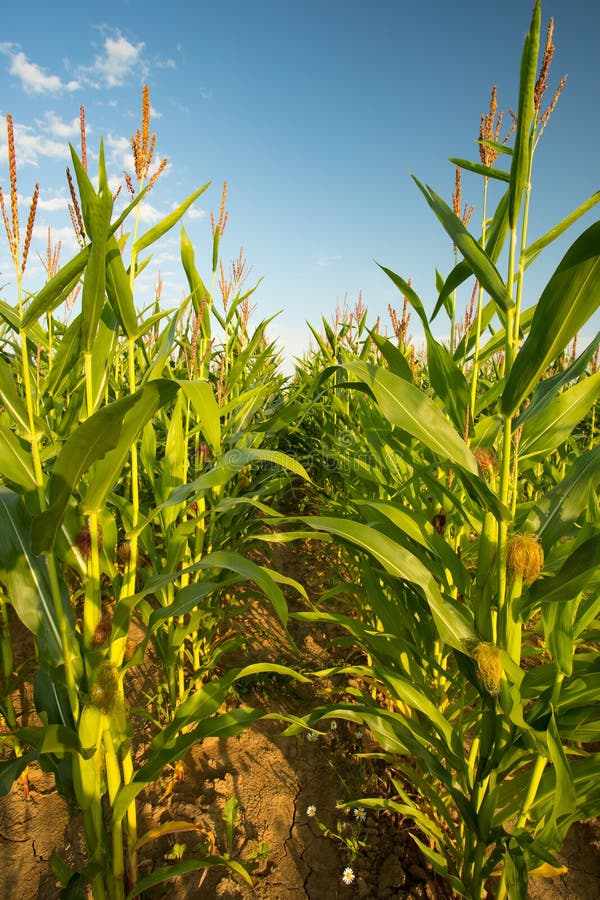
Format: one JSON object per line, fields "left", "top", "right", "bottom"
{"left": 0, "top": 93, "right": 310, "bottom": 899}
{"left": 280, "top": 4, "right": 600, "bottom": 896}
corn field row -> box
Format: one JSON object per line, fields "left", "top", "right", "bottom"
{"left": 1, "top": 2, "right": 600, "bottom": 897}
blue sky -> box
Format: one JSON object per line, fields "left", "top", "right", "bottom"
{"left": 1, "top": 0, "right": 598, "bottom": 365}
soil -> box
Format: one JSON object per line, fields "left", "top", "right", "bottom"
{"left": 1, "top": 538, "right": 600, "bottom": 899}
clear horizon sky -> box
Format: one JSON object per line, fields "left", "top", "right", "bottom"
{"left": 1, "top": 0, "right": 599, "bottom": 366}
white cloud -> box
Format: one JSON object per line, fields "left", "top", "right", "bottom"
{"left": 41, "top": 112, "right": 81, "bottom": 140}
{"left": 105, "top": 132, "right": 134, "bottom": 172}
{"left": 37, "top": 194, "right": 70, "bottom": 212}
{"left": 136, "top": 201, "right": 163, "bottom": 224}
{"left": 0, "top": 121, "right": 67, "bottom": 167}
{"left": 0, "top": 43, "right": 79, "bottom": 94}
{"left": 183, "top": 206, "right": 206, "bottom": 220}
{"left": 84, "top": 33, "right": 146, "bottom": 88}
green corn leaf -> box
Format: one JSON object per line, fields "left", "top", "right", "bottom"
{"left": 542, "top": 601, "right": 574, "bottom": 676}
{"left": 176, "top": 379, "right": 221, "bottom": 455}
{"left": 515, "top": 330, "right": 600, "bottom": 428}
{"left": 114, "top": 705, "right": 264, "bottom": 821}
{"left": 502, "top": 839, "right": 528, "bottom": 900}
{"left": 298, "top": 515, "right": 475, "bottom": 650}
{"left": 70, "top": 142, "right": 113, "bottom": 353}
{"left": 502, "top": 221, "right": 600, "bottom": 416}
{"left": 425, "top": 336, "right": 470, "bottom": 434}
{"left": 140, "top": 421, "right": 157, "bottom": 487}
{"left": 0, "top": 487, "right": 71, "bottom": 667}
{"left": 374, "top": 665, "right": 453, "bottom": 745}
{"left": 0, "top": 301, "right": 49, "bottom": 353}
{"left": 339, "top": 361, "right": 478, "bottom": 474}
{"left": 135, "top": 307, "right": 173, "bottom": 343}
{"left": 19, "top": 251, "right": 89, "bottom": 331}
{"left": 524, "top": 191, "right": 600, "bottom": 266}
{"left": 410, "top": 834, "right": 450, "bottom": 879}
{"left": 144, "top": 301, "right": 186, "bottom": 382}
{"left": 0, "top": 424, "right": 37, "bottom": 493}
{"left": 41, "top": 314, "right": 83, "bottom": 401}
{"left": 128, "top": 462, "right": 245, "bottom": 537}
{"left": 0, "top": 753, "right": 37, "bottom": 796}
{"left": 433, "top": 190, "right": 510, "bottom": 323}
{"left": 17, "top": 724, "right": 82, "bottom": 756}
{"left": 125, "top": 856, "right": 253, "bottom": 899}
{"left": 123, "top": 581, "right": 223, "bottom": 667}
{"left": 134, "top": 183, "right": 210, "bottom": 254}
{"left": 219, "top": 447, "right": 311, "bottom": 483}
{"left": 146, "top": 581, "right": 219, "bottom": 632}
{"left": 530, "top": 534, "right": 600, "bottom": 606}
{"left": 223, "top": 796, "right": 239, "bottom": 852}
{"left": 0, "top": 356, "right": 39, "bottom": 439}
{"left": 105, "top": 235, "right": 137, "bottom": 338}
{"left": 181, "top": 225, "right": 212, "bottom": 323}
{"left": 449, "top": 157, "right": 510, "bottom": 182}
{"left": 518, "top": 371, "right": 600, "bottom": 461}
{"left": 412, "top": 176, "right": 514, "bottom": 314}
{"left": 368, "top": 331, "right": 414, "bottom": 381}
{"left": 377, "top": 265, "right": 429, "bottom": 332}
{"left": 88, "top": 306, "right": 120, "bottom": 413}
{"left": 82, "top": 378, "right": 180, "bottom": 514}
{"left": 537, "top": 712, "right": 577, "bottom": 849}
{"left": 478, "top": 138, "right": 513, "bottom": 158}
{"left": 454, "top": 299, "right": 497, "bottom": 363}
{"left": 573, "top": 593, "right": 600, "bottom": 640}
{"left": 19, "top": 174, "right": 151, "bottom": 334}
{"left": 196, "top": 551, "right": 290, "bottom": 627}
{"left": 508, "top": 0, "right": 540, "bottom": 229}
{"left": 477, "top": 304, "right": 535, "bottom": 366}
{"left": 359, "top": 500, "right": 471, "bottom": 595}
{"left": 555, "top": 708, "right": 600, "bottom": 743}
{"left": 31, "top": 393, "right": 140, "bottom": 553}
{"left": 157, "top": 393, "right": 185, "bottom": 525}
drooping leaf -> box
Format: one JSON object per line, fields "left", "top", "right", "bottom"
{"left": 0, "top": 424, "right": 37, "bottom": 493}
{"left": 518, "top": 372, "right": 600, "bottom": 461}
{"left": 368, "top": 331, "right": 414, "bottom": 381}
{"left": 31, "top": 393, "right": 140, "bottom": 553}
{"left": 176, "top": 379, "right": 221, "bottom": 456}
{"left": 297, "top": 515, "right": 475, "bottom": 650}
{"left": 502, "top": 220, "right": 600, "bottom": 415}
{"left": 338, "top": 361, "right": 478, "bottom": 474}
{"left": 0, "top": 487, "right": 71, "bottom": 667}
{"left": 411, "top": 176, "right": 514, "bottom": 314}
{"left": 82, "top": 379, "right": 180, "bottom": 514}
{"left": 125, "top": 855, "right": 253, "bottom": 899}
{"left": 515, "top": 330, "right": 600, "bottom": 428}
{"left": 433, "top": 190, "right": 510, "bottom": 322}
